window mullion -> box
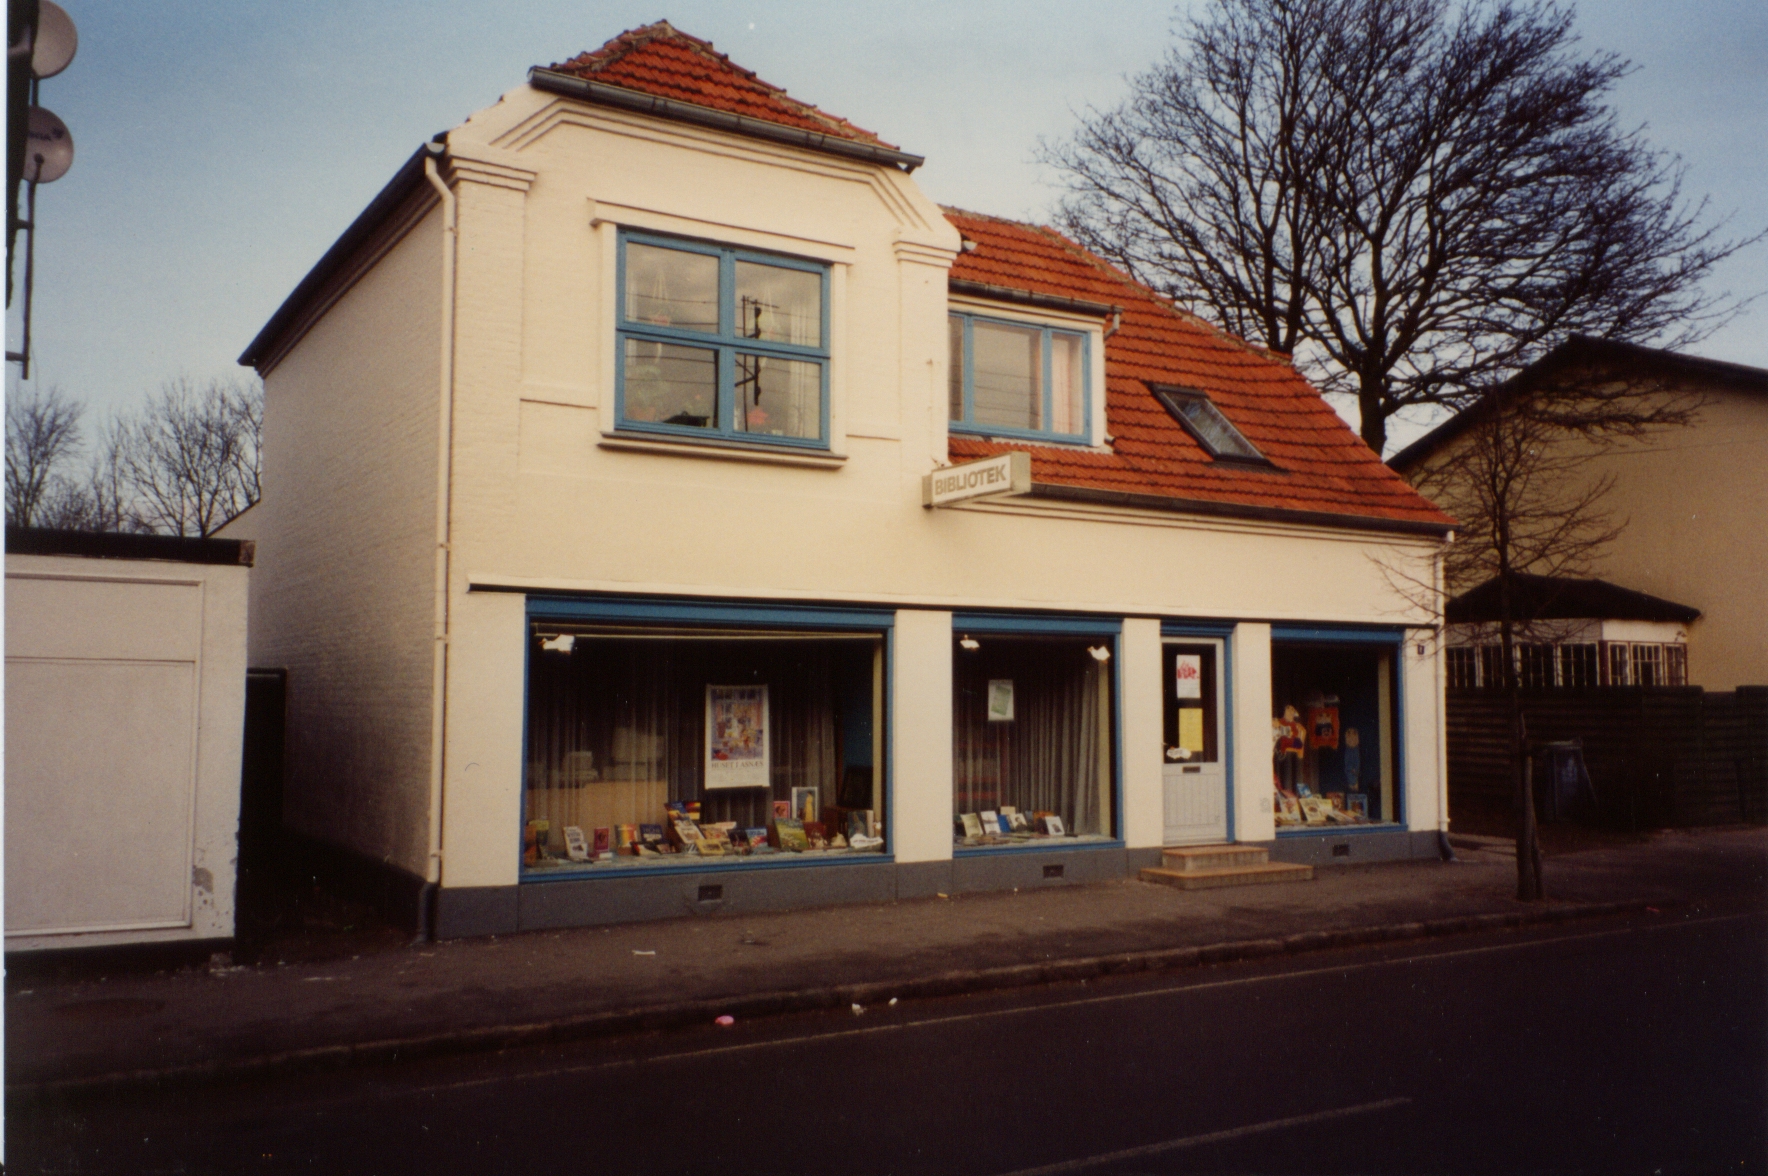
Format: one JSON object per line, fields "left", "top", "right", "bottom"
{"left": 719, "top": 250, "right": 736, "bottom": 434}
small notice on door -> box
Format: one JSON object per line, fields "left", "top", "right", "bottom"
{"left": 1177, "top": 706, "right": 1205, "bottom": 754}
{"left": 1174, "top": 654, "right": 1202, "bottom": 699}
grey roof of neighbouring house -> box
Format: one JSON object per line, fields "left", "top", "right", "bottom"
{"left": 1389, "top": 335, "right": 1768, "bottom": 473}
{"left": 1445, "top": 573, "right": 1699, "bottom": 625}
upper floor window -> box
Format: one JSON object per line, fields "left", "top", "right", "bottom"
{"left": 618, "top": 233, "right": 828, "bottom": 447}
{"left": 1152, "top": 386, "right": 1269, "bottom": 464}
{"left": 948, "top": 313, "right": 1089, "bottom": 443}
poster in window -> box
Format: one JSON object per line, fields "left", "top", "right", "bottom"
{"left": 1177, "top": 706, "right": 1206, "bottom": 754}
{"left": 987, "top": 679, "right": 1015, "bottom": 722}
{"left": 1307, "top": 706, "right": 1339, "bottom": 749}
{"left": 1174, "top": 654, "right": 1203, "bottom": 700}
{"left": 706, "top": 685, "right": 770, "bottom": 789}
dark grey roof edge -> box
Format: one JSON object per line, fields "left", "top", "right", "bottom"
{"left": 1444, "top": 573, "right": 1699, "bottom": 624}
{"left": 1026, "top": 482, "right": 1454, "bottom": 537}
{"left": 528, "top": 69, "right": 924, "bottom": 172}
{"left": 1387, "top": 335, "right": 1768, "bottom": 472}
{"left": 7, "top": 527, "right": 256, "bottom": 567}
{"left": 238, "top": 142, "right": 439, "bottom": 371}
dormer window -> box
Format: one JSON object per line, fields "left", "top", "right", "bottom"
{"left": 1152, "top": 386, "right": 1269, "bottom": 464}
{"left": 949, "top": 313, "right": 1089, "bottom": 443}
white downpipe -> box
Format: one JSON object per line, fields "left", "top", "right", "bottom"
{"left": 422, "top": 149, "right": 457, "bottom": 907}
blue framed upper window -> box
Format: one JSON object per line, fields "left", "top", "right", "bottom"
{"left": 618, "top": 232, "right": 830, "bottom": 448}
{"left": 949, "top": 313, "right": 1090, "bottom": 443}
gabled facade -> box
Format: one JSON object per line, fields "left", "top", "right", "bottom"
{"left": 235, "top": 24, "right": 1453, "bottom": 936}
{"left": 1391, "top": 336, "right": 1768, "bottom": 691}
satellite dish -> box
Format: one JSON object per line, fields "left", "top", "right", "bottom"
{"left": 25, "top": 107, "right": 73, "bottom": 183}
{"left": 31, "top": 2, "right": 78, "bottom": 79}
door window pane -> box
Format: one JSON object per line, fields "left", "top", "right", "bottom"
{"left": 624, "top": 244, "right": 719, "bottom": 332}
{"left": 623, "top": 339, "right": 716, "bottom": 428}
{"left": 735, "top": 354, "right": 821, "bottom": 440}
{"left": 735, "top": 261, "right": 821, "bottom": 347}
{"left": 971, "top": 320, "right": 1042, "bottom": 431}
{"left": 1163, "top": 645, "right": 1218, "bottom": 763}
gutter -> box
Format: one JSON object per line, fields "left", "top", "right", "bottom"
{"left": 528, "top": 68, "right": 925, "bottom": 172}
{"left": 417, "top": 145, "right": 457, "bottom": 941}
{"left": 1024, "top": 483, "right": 1455, "bottom": 538}
{"left": 948, "top": 279, "right": 1119, "bottom": 321}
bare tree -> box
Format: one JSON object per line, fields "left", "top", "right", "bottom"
{"left": 1401, "top": 345, "right": 1700, "bottom": 898}
{"left": 121, "top": 376, "right": 263, "bottom": 538}
{"left": 1044, "top": 0, "right": 1759, "bottom": 455}
{"left": 5, "top": 383, "right": 85, "bottom": 527}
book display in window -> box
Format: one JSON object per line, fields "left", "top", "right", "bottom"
{"left": 1272, "top": 640, "right": 1397, "bottom": 826}
{"left": 523, "top": 624, "right": 886, "bottom": 871}
{"left": 953, "top": 634, "right": 1116, "bottom": 848}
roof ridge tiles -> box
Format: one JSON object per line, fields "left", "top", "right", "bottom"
{"left": 547, "top": 21, "right": 894, "bottom": 149}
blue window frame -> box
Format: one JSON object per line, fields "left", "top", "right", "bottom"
{"left": 948, "top": 312, "right": 1090, "bottom": 443}
{"left": 617, "top": 231, "right": 830, "bottom": 448}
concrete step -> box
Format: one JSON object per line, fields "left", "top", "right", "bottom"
{"left": 1139, "top": 861, "right": 1315, "bottom": 891}
{"left": 1160, "top": 844, "right": 1271, "bottom": 872}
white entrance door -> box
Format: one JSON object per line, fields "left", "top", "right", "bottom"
{"left": 1162, "top": 639, "right": 1229, "bottom": 845}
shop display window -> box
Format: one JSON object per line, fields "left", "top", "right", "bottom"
{"left": 523, "top": 624, "right": 884, "bottom": 874}
{"left": 952, "top": 633, "right": 1116, "bottom": 847}
{"left": 1271, "top": 640, "right": 1397, "bottom": 828}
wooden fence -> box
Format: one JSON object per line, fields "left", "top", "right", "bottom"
{"left": 1447, "top": 686, "right": 1768, "bottom": 829}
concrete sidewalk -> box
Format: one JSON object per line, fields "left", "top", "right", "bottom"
{"left": 7, "top": 827, "right": 1764, "bottom": 1097}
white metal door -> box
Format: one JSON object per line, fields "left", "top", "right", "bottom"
{"left": 1162, "top": 639, "right": 1228, "bottom": 845}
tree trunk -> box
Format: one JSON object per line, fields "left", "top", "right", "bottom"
{"left": 1499, "top": 564, "right": 1545, "bottom": 901}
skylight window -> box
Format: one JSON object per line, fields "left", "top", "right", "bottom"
{"left": 1152, "top": 386, "right": 1268, "bottom": 464}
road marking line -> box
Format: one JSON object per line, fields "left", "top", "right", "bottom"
{"left": 987, "top": 1097, "right": 1413, "bottom": 1176}
{"left": 410, "top": 910, "right": 1760, "bottom": 1096}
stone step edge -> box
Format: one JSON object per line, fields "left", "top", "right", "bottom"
{"left": 1159, "top": 846, "right": 1273, "bottom": 871}
{"left": 1139, "top": 862, "right": 1314, "bottom": 886}
{"left": 8, "top": 898, "right": 1652, "bottom": 1102}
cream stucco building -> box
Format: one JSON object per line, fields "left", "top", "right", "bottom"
{"left": 233, "top": 23, "right": 1454, "bottom": 937}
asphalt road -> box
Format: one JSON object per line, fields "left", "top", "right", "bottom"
{"left": 10, "top": 909, "right": 1765, "bottom": 1175}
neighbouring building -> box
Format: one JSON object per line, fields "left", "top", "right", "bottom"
{"left": 4, "top": 529, "right": 252, "bottom": 953}
{"left": 1441, "top": 573, "right": 1699, "bottom": 690}
{"left": 1391, "top": 335, "right": 1768, "bottom": 691}
{"left": 230, "top": 22, "right": 1454, "bottom": 937}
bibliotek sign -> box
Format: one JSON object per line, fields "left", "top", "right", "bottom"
{"left": 922, "top": 451, "right": 1031, "bottom": 508}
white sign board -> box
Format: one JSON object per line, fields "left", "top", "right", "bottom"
{"left": 1174, "top": 654, "right": 1203, "bottom": 699}
{"left": 923, "top": 451, "right": 1031, "bottom": 508}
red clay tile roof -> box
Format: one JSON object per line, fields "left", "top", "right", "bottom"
{"left": 546, "top": 22, "right": 894, "bottom": 149}
{"left": 943, "top": 208, "right": 1454, "bottom": 530}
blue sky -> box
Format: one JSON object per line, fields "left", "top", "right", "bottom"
{"left": 7, "top": 1, "right": 1765, "bottom": 451}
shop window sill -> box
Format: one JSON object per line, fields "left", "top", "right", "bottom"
{"left": 954, "top": 835, "right": 1122, "bottom": 856}
{"left": 1275, "top": 823, "right": 1404, "bottom": 837}
{"left": 522, "top": 846, "right": 891, "bottom": 881}
{"left": 599, "top": 430, "right": 848, "bottom": 469}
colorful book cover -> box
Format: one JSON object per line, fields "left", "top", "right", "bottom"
{"left": 563, "top": 825, "right": 590, "bottom": 862}
{"left": 960, "top": 812, "right": 984, "bottom": 839}
{"left": 771, "top": 817, "right": 809, "bottom": 851}
{"left": 592, "top": 827, "right": 612, "bottom": 858}
{"left": 773, "top": 799, "right": 791, "bottom": 819}
{"left": 847, "top": 810, "right": 873, "bottom": 840}
{"left": 1347, "top": 792, "right": 1370, "bottom": 818}
{"left": 638, "top": 823, "right": 666, "bottom": 847}
{"left": 744, "top": 827, "right": 770, "bottom": 850}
